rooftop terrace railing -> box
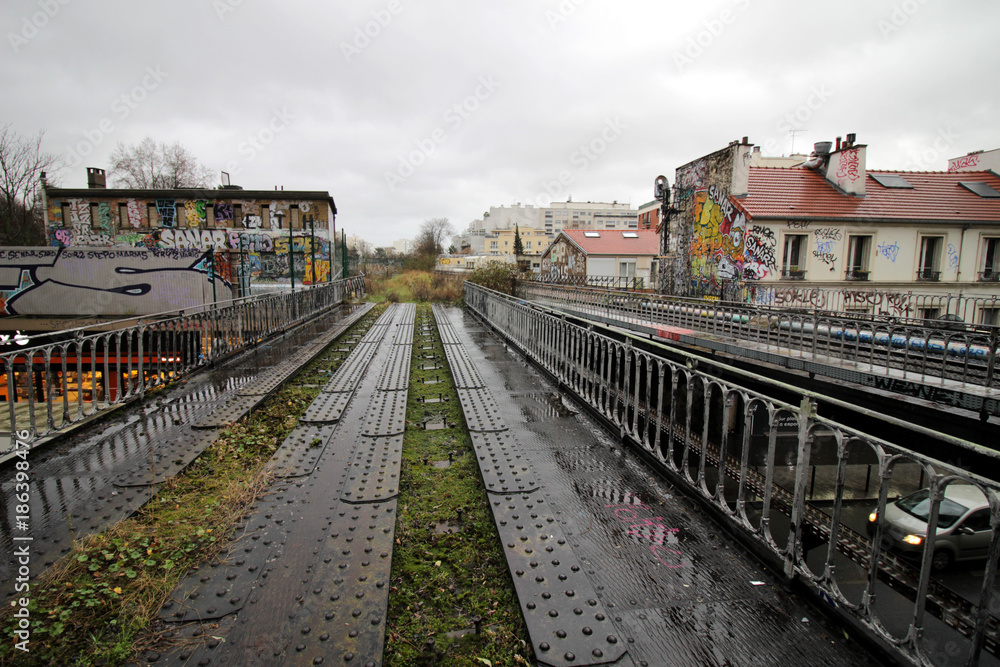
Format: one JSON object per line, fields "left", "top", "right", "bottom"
{"left": 466, "top": 281, "right": 1000, "bottom": 667}
{"left": 518, "top": 282, "right": 1000, "bottom": 391}
{"left": 1, "top": 276, "right": 365, "bottom": 452}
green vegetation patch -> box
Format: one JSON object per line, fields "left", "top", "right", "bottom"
{"left": 385, "top": 304, "right": 532, "bottom": 667}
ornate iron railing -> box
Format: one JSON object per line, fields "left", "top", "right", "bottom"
{"left": 517, "top": 282, "right": 1000, "bottom": 391}
{"left": 1, "top": 276, "right": 366, "bottom": 449}
{"left": 529, "top": 275, "right": 646, "bottom": 291}
{"left": 466, "top": 281, "right": 1000, "bottom": 667}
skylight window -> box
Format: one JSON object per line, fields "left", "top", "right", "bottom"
{"left": 959, "top": 181, "right": 1000, "bottom": 198}
{"left": 583, "top": 231, "right": 600, "bottom": 238}
{"left": 870, "top": 173, "right": 914, "bottom": 189}
{"left": 621, "top": 231, "right": 639, "bottom": 238}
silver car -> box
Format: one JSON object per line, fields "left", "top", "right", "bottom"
{"left": 867, "top": 484, "right": 993, "bottom": 571}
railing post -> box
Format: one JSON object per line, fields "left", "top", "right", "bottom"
{"left": 787, "top": 395, "right": 815, "bottom": 579}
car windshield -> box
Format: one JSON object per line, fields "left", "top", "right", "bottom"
{"left": 896, "top": 490, "right": 969, "bottom": 529}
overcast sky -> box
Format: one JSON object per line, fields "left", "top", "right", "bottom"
{"left": 4, "top": 0, "right": 999, "bottom": 247}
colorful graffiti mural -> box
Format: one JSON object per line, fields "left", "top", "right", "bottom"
{"left": 690, "top": 185, "right": 778, "bottom": 286}
{"left": 42, "top": 193, "right": 335, "bottom": 287}
{"left": 540, "top": 236, "right": 585, "bottom": 281}
{"left": 0, "top": 247, "right": 221, "bottom": 316}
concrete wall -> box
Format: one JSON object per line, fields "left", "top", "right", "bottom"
{"left": 0, "top": 246, "right": 217, "bottom": 316}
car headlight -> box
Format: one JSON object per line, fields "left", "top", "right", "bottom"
{"left": 868, "top": 512, "right": 877, "bottom": 523}
{"left": 902, "top": 534, "right": 923, "bottom": 546}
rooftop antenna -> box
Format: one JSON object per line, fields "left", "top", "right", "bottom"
{"left": 789, "top": 128, "right": 807, "bottom": 155}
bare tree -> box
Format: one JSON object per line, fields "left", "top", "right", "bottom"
{"left": 109, "top": 137, "right": 214, "bottom": 189}
{"left": 415, "top": 217, "right": 454, "bottom": 257}
{"left": 0, "top": 124, "right": 58, "bottom": 245}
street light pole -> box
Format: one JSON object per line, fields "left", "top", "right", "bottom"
{"left": 654, "top": 175, "right": 678, "bottom": 295}
{"left": 275, "top": 211, "right": 292, "bottom": 291}
{"left": 208, "top": 249, "right": 217, "bottom": 305}
{"left": 309, "top": 217, "right": 316, "bottom": 285}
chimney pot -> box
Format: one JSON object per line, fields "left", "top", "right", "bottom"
{"left": 835, "top": 136, "right": 842, "bottom": 151}
{"left": 87, "top": 167, "right": 107, "bottom": 189}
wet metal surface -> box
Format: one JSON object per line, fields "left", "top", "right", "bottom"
{"left": 434, "top": 304, "right": 876, "bottom": 667}
{"left": 300, "top": 390, "right": 354, "bottom": 424}
{"left": 0, "top": 304, "right": 370, "bottom": 591}
{"left": 266, "top": 423, "right": 339, "bottom": 479}
{"left": 155, "top": 303, "right": 414, "bottom": 666}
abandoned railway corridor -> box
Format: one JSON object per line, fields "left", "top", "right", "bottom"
{"left": 1, "top": 285, "right": 997, "bottom": 666}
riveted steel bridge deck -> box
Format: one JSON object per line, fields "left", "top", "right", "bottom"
{"left": 433, "top": 304, "right": 875, "bottom": 667}
{"left": 155, "top": 303, "right": 415, "bottom": 666}
{"left": 0, "top": 303, "right": 374, "bottom": 591}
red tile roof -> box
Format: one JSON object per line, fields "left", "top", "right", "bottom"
{"left": 742, "top": 168, "right": 1000, "bottom": 222}
{"left": 559, "top": 229, "right": 659, "bottom": 255}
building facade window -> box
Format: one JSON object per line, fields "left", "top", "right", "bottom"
{"left": 782, "top": 234, "right": 808, "bottom": 279}
{"left": 980, "top": 307, "right": 1000, "bottom": 326}
{"left": 918, "top": 236, "right": 943, "bottom": 281}
{"left": 89, "top": 203, "right": 100, "bottom": 230}
{"left": 846, "top": 235, "right": 872, "bottom": 281}
{"left": 619, "top": 259, "right": 636, "bottom": 280}
{"left": 980, "top": 237, "right": 1000, "bottom": 281}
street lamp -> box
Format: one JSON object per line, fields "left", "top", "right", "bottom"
{"left": 309, "top": 216, "right": 316, "bottom": 285}
{"left": 654, "top": 175, "right": 679, "bottom": 294}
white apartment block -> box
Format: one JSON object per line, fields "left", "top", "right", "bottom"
{"left": 461, "top": 200, "right": 638, "bottom": 249}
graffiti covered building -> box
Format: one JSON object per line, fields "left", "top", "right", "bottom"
{"left": 662, "top": 137, "right": 1000, "bottom": 324}
{"left": 17, "top": 168, "right": 340, "bottom": 316}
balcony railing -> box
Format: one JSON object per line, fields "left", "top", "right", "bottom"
{"left": 917, "top": 268, "right": 942, "bottom": 282}
{"left": 845, "top": 270, "right": 869, "bottom": 281}
{"left": 781, "top": 268, "right": 806, "bottom": 280}
{"left": 978, "top": 270, "right": 1000, "bottom": 282}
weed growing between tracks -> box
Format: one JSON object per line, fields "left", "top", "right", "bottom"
{"left": 0, "top": 307, "right": 385, "bottom": 667}
{"left": 385, "top": 304, "right": 532, "bottom": 666}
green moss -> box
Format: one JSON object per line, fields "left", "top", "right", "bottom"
{"left": 384, "top": 304, "right": 532, "bottom": 667}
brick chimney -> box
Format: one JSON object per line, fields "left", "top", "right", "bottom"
{"left": 87, "top": 167, "right": 107, "bottom": 189}
{"left": 821, "top": 133, "right": 866, "bottom": 196}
